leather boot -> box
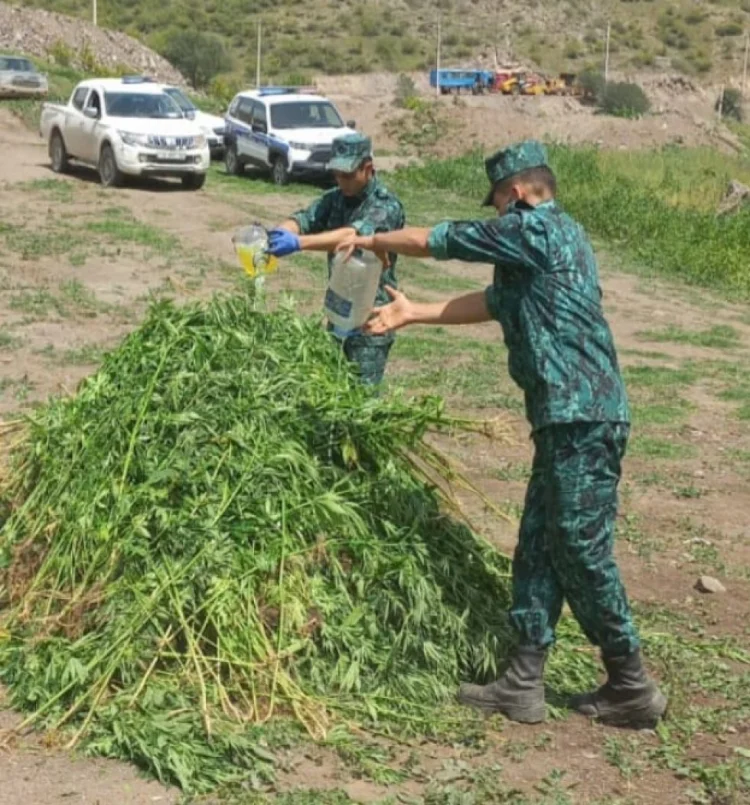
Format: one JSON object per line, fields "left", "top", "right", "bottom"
{"left": 570, "top": 648, "right": 667, "bottom": 729}
{"left": 458, "top": 646, "right": 546, "bottom": 723}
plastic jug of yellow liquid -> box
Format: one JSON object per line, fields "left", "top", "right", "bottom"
{"left": 325, "top": 249, "right": 382, "bottom": 338}
{"left": 233, "top": 224, "right": 278, "bottom": 279}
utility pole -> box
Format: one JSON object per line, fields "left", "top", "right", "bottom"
{"left": 93, "top": 0, "right": 97, "bottom": 26}
{"left": 256, "top": 21, "right": 262, "bottom": 89}
{"left": 436, "top": 15, "right": 442, "bottom": 98}
{"left": 743, "top": 33, "right": 749, "bottom": 97}
{"left": 604, "top": 21, "right": 611, "bottom": 82}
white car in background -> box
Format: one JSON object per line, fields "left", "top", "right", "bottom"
{"left": 0, "top": 54, "right": 48, "bottom": 98}
{"left": 158, "top": 83, "right": 226, "bottom": 159}
{"left": 223, "top": 87, "right": 356, "bottom": 185}
{"left": 39, "top": 76, "right": 210, "bottom": 189}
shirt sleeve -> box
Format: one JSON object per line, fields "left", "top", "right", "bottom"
{"left": 350, "top": 197, "right": 405, "bottom": 237}
{"left": 427, "top": 216, "right": 526, "bottom": 265}
{"left": 289, "top": 191, "right": 334, "bottom": 235}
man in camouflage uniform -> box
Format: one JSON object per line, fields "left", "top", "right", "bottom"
{"left": 265, "top": 133, "right": 405, "bottom": 386}
{"left": 338, "top": 140, "right": 667, "bottom": 728}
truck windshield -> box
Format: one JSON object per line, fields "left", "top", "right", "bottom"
{"left": 163, "top": 87, "right": 196, "bottom": 114}
{"left": 270, "top": 101, "right": 343, "bottom": 130}
{"left": 104, "top": 92, "right": 183, "bottom": 119}
{"left": 0, "top": 57, "right": 35, "bottom": 72}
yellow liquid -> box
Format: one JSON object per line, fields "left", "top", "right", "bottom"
{"left": 236, "top": 244, "right": 278, "bottom": 278}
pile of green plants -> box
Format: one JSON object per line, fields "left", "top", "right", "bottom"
{"left": 0, "top": 293, "right": 515, "bottom": 793}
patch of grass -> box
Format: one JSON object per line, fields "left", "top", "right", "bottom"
{"left": 399, "top": 258, "right": 483, "bottom": 293}
{"left": 0, "top": 328, "right": 24, "bottom": 351}
{"left": 207, "top": 164, "right": 319, "bottom": 200}
{"left": 19, "top": 178, "right": 75, "bottom": 203}
{"left": 85, "top": 211, "right": 179, "bottom": 252}
{"left": 629, "top": 436, "right": 697, "bottom": 460}
{"left": 636, "top": 324, "right": 741, "bottom": 350}
{"left": 9, "top": 282, "right": 105, "bottom": 319}
{"left": 623, "top": 363, "right": 699, "bottom": 389}
{"left": 631, "top": 398, "right": 694, "bottom": 427}
{"left": 2, "top": 225, "right": 88, "bottom": 260}
{"left": 494, "top": 462, "right": 531, "bottom": 483}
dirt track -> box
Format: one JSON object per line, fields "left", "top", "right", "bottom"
{"left": 1, "top": 107, "right": 749, "bottom": 804}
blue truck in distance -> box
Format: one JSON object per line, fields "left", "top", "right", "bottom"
{"left": 429, "top": 69, "right": 495, "bottom": 94}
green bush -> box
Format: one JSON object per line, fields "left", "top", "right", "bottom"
{"left": 394, "top": 73, "right": 419, "bottom": 109}
{"left": 599, "top": 81, "right": 651, "bottom": 118}
{"left": 716, "top": 22, "right": 743, "bottom": 36}
{"left": 159, "top": 29, "right": 232, "bottom": 88}
{"left": 716, "top": 87, "right": 744, "bottom": 122}
{"left": 579, "top": 68, "right": 606, "bottom": 102}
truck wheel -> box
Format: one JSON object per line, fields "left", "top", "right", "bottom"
{"left": 49, "top": 130, "right": 69, "bottom": 173}
{"left": 225, "top": 143, "right": 243, "bottom": 176}
{"left": 182, "top": 173, "right": 206, "bottom": 191}
{"left": 99, "top": 144, "right": 123, "bottom": 188}
{"left": 271, "top": 156, "right": 290, "bottom": 186}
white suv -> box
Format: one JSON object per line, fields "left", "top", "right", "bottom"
{"left": 223, "top": 87, "right": 356, "bottom": 185}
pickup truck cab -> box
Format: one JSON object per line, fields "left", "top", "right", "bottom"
{"left": 0, "top": 54, "right": 48, "bottom": 98}
{"left": 39, "top": 76, "right": 210, "bottom": 189}
{"left": 223, "top": 87, "right": 355, "bottom": 185}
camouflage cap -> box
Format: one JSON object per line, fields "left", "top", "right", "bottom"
{"left": 327, "top": 133, "right": 373, "bottom": 173}
{"left": 482, "top": 140, "right": 549, "bottom": 206}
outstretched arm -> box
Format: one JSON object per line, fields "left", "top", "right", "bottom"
{"left": 363, "top": 287, "right": 492, "bottom": 335}
{"left": 338, "top": 228, "right": 432, "bottom": 261}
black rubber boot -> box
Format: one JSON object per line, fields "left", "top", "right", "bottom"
{"left": 570, "top": 649, "right": 667, "bottom": 729}
{"left": 458, "top": 646, "right": 546, "bottom": 723}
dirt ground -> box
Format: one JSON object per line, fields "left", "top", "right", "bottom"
{"left": 0, "top": 107, "right": 749, "bottom": 805}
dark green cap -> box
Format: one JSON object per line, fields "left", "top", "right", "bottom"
{"left": 327, "top": 133, "right": 372, "bottom": 173}
{"left": 482, "top": 140, "right": 549, "bottom": 206}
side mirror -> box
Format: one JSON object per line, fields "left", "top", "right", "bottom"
{"left": 83, "top": 106, "right": 100, "bottom": 120}
{"left": 185, "top": 109, "right": 196, "bottom": 120}
{"left": 346, "top": 119, "right": 356, "bottom": 129}
{"left": 252, "top": 121, "right": 267, "bottom": 134}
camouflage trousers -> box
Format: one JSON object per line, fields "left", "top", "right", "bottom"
{"left": 510, "top": 421, "right": 640, "bottom": 658}
{"left": 332, "top": 332, "right": 394, "bottom": 387}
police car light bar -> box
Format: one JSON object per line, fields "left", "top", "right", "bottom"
{"left": 121, "top": 75, "right": 155, "bottom": 84}
{"left": 256, "top": 85, "right": 318, "bottom": 96}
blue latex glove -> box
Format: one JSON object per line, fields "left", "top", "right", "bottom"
{"left": 266, "top": 228, "right": 301, "bottom": 257}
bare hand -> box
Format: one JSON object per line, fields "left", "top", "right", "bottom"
{"left": 336, "top": 235, "right": 371, "bottom": 263}
{"left": 362, "top": 286, "right": 414, "bottom": 335}
{"left": 336, "top": 235, "right": 389, "bottom": 269}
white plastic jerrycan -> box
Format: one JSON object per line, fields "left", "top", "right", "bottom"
{"left": 324, "top": 249, "right": 382, "bottom": 338}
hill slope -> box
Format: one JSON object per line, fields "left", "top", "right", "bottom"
{"left": 11, "top": 0, "right": 750, "bottom": 83}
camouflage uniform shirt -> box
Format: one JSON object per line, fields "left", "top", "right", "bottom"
{"left": 428, "top": 199, "right": 629, "bottom": 431}
{"left": 291, "top": 176, "right": 405, "bottom": 342}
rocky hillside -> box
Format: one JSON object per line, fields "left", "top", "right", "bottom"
{"left": 0, "top": 2, "right": 184, "bottom": 84}
{"left": 9, "top": 0, "right": 750, "bottom": 83}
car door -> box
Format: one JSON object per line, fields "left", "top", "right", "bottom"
{"left": 249, "top": 101, "right": 270, "bottom": 167}
{"left": 78, "top": 88, "right": 103, "bottom": 164}
{"left": 233, "top": 97, "right": 255, "bottom": 161}
{"left": 64, "top": 86, "right": 90, "bottom": 157}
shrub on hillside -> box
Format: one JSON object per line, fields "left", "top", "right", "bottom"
{"left": 159, "top": 30, "right": 232, "bottom": 89}
{"left": 716, "top": 87, "right": 744, "bottom": 122}
{"left": 716, "top": 23, "right": 743, "bottom": 37}
{"left": 579, "top": 68, "right": 606, "bottom": 102}
{"left": 394, "top": 74, "right": 418, "bottom": 109}
{"left": 598, "top": 81, "right": 651, "bottom": 118}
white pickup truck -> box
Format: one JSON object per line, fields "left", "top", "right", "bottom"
{"left": 39, "top": 76, "right": 210, "bottom": 190}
